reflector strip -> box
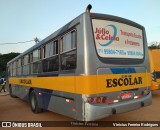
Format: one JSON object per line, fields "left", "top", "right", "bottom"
{"left": 66, "top": 99, "right": 73, "bottom": 103}
{"left": 108, "top": 100, "right": 119, "bottom": 104}
{"left": 38, "top": 92, "right": 42, "bottom": 95}
{"left": 114, "top": 100, "right": 119, "bottom": 103}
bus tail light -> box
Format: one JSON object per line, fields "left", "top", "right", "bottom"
{"left": 108, "top": 100, "right": 114, "bottom": 104}
{"left": 96, "top": 97, "right": 101, "bottom": 103}
{"left": 102, "top": 97, "right": 107, "bottom": 103}
{"left": 134, "top": 95, "right": 142, "bottom": 99}
{"left": 88, "top": 97, "right": 94, "bottom": 103}
{"left": 108, "top": 100, "right": 119, "bottom": 105}
{"left": 66, "top": 99, "right": 73, "bottom": 103}
{"left": 88, "top": 97, "right": 107, "bottom": 104}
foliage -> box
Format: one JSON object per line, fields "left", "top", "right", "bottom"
{"left": 148, "top": 42, "right": 160, "bottom": 49}
{"left": 0, "top": 52, "right": 20, "bottom": 77}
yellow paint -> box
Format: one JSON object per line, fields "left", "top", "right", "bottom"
{"left": 148, "top": 49, "right": 160, "bottom": 90}
{"left": 9, "top": 73, "right": 151, "bottom": 94}
{"left": 151, "top": 80, "right": 160, "bottom": 90}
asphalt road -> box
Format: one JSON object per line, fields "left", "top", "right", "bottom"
{"left": 0, "top": 90, "right": 160, "bottom": 130}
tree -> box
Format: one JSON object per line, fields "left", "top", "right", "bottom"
{"left": 0, "top": 52, "right": 20, "bottom": 77}
{"left": 148, "top": 41, "right": 160, "bottom": 49}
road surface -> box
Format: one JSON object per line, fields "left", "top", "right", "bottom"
{"left": 0, "top": 90, "right": 160, "bottom": 130}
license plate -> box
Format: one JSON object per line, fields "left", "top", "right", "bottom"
{"left": 120, "top": 92, "right": 132, "bottom": 100}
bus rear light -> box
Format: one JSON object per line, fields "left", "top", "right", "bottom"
{"left": 96, "top": 97, "right": 101, "bottom": 103}
{"left": 108, "top": 100, "right": 114, "bottom": 104}
{"left": 114, "top": 100, "right": 119, "bottom": 103}
{"left": 66, "top": 99, "right": 73, "bottom": 103}
{"left": 134, "top": 95, "right": 142, "bottom": 99}
{"left": 88, "top": 97, "right": 107, "bottom": 104}
{"left": 108, "top": 100, "right": 119, "bottom": 104}
{"left": 88, "top": 97, "right": 94, "bottom": 103}
{"left": 102, "top": 97, "right": 107, "bottom": 103}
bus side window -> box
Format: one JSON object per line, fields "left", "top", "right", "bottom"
{"left": 43, "top": 46, "right": 46, "bottom": 59}
{"left": 38, "top": 48, "right": 41, "bottom": 60}
{"left": 30, "top": 53, "right": 33, "bottom": 63}
{"left": 71, "top": 30, "right": 76, "bottom": 49}
{"left": 32, "top": 49, "right": 41, "bottom": 74}
{"left": 42, "top": 40, "right": 59, "bottom": 72}
{"left": 54, "top": 40, "right": 58, "bottom": 55}
{"left": 12, "top": 61, "right": 17, "bottom": 76}
{"left": 17, "top": 59, "right": 22, "bottom": 76}
{"left": 48, "top": 40, "right": 59, "bottom": 72}
{"left": 22, "top": 55, "right": 29, "bottom": 75}
{"left": 9, "top": 64, "right": 13, "bottom": 77}
{"left": 61, "top": 51, "right": 76, "bottom": 70}
{"left": 61, "top": 30, "right": 76, "bottom": 70}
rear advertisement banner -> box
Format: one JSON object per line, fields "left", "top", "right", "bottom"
{"left": 92, "top": 19, "right": 144, "bottom": 59}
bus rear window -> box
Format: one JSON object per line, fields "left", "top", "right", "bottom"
{"left": 92, "top": 19, "right": 144, "bottom": 59}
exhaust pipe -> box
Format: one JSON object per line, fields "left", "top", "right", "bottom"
{"left": 86, "top": 4, "right": 92, "bottom": 13}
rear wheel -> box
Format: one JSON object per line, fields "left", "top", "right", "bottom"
{"left": 9, "top": 85, "right": 17, "bottom": 98}
{"left": 30, "top": 90, "right": 42, "bottom": 113}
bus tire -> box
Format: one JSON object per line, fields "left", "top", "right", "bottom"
{"left": 9, "top": 85, "right": 17, "bottom": 98}
{"left": 29, "top": 90, "right": 42, "bottom": 113}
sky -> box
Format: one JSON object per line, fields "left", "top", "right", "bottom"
{"left": 0, "top": 0, "right": 160, "bottom": 54}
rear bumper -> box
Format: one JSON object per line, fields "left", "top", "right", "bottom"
{"left": 84, "top": 92, "right": 152, "bottom": 121}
